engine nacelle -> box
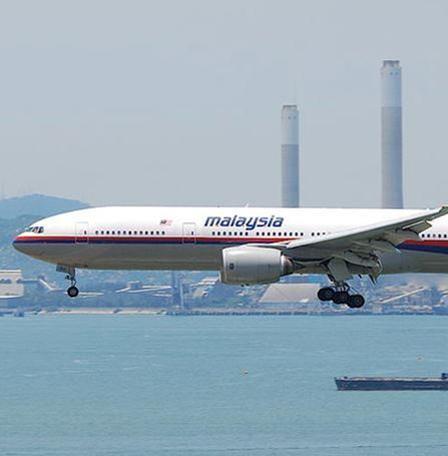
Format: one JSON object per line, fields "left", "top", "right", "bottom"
{"left": 220, "top": 246, "right": 294, "bottom": 285}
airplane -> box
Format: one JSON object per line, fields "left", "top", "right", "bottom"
{"left": 12, "top": 205, "right": 448, "bottom": 308}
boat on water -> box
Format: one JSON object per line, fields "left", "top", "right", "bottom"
{"left": 335, "top": 373, "right": 448, "bottom": 391}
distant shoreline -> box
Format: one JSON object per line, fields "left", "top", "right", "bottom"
{"left": 1, "top": 307, "right": 447, "bottom": 317}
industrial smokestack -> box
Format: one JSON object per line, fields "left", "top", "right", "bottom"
{"left": 281, "top": 105, "right": 299, "bottom": 207}
{"left": 381, "top": 60, "right": 403, "bottom": 208}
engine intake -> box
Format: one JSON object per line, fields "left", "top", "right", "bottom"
{"left": 220, "top": 246, "right": 294, "bottom": 285}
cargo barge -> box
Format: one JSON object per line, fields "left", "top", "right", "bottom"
{"left": 335, "top": 373, "right": 448, "bottom": 391}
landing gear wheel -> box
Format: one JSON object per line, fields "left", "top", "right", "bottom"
{"left": 67, "top": 286, "right": 79, "bottom": 298}
{"left": 332, "top": 290, "right": 349, "bottom": 304}
{"left": 347, "top": 294, "right": 365, "bottom": 308}
{"left": 317, "top": 287, "right": 335, "bottom": 301}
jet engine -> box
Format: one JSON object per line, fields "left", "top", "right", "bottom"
{"left": 220, "top": 246, "right": 294, "bottom": 285}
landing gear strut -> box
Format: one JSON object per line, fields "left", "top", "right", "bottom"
{"left": 317, "top": 283, "right": 365, "bottom": 308}
{"left": 57, "top": 265, "right": 79, "bottom": 298}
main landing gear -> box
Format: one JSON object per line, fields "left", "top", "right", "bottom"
{"left": 317, "top": 285, "right": 365, "bottom": 308}
{"left": 57, "top": 265, "right": 79, "bottom": 298}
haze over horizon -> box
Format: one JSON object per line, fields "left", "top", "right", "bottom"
{"left": 2, "top": 0, "right": 448, "bottom": 209}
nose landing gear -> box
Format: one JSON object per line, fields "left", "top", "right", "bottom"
{"left": 67, "top": 284, "right": 79, "bottom": 298}
{"left": 56, "top": 265, "right": 80, "bottom": 298}
{"left": 317, "top": 284, "right": 365, "bottom": 308}
{"left": 65, "top": 271, "right": 79, "bottom": 298}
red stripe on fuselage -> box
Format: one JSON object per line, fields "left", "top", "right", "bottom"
{"left": 14, "top": 235, "right": 296, "bottom": 244}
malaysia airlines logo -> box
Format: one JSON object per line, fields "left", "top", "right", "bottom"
{"left": 204, "top": 215, "right": 284, "bottom": 231}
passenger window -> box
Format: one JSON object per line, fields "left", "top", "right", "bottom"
{"left": 112, "top": 231, "right": 115, "bottom": 235}
{"left": 106, "top": 231, "right": 110, "bottom": 235}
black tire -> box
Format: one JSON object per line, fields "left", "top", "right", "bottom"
{"left": 347, "top": 294, "right": 365, "bottom": 308}
{"left": 332, "top": 290, "right": 349, "bottom": 304}
{"left": 317, "top": 287, "right": 335, "bottom": 301}
{"left": 67, "top": 286, "right": 79, "bottom": 298}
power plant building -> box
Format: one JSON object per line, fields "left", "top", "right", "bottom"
{"left": 381, "top": 60, "right": 403, "bottom": 208}
{"left": 281, "top": 105, "right": 299, "bottom": 207}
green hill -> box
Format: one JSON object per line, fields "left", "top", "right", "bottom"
{"left": 0, "top": 194, "right": 88, "bottom": 219}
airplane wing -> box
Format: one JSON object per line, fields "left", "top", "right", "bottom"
{"left": 284, "top": 206, "right": 448, "bottom": 253}
{"left": 253, "top": 206, "right": 448, "bottom": 282}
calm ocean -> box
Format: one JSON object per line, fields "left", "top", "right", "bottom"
{"left": 1, "top": 315, "right": 447, "bottom": 455}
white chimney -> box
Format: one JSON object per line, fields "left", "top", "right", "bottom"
{"left": 281, "top": 105, "right": 299, "bottom": 207}
{"left": 381, "top": 60, "right": 403, "bottom": 209}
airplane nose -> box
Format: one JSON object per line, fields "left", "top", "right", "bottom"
{"left": 13, "top": 234, "right": 45, "bottom": 259}
{"left": 12, "top": 235, "right": 36, "bottom": 256}
{"left": 12, "top": 236, "right": 26, "bottom": 253}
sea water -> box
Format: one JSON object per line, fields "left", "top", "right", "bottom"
{"left": 1, "top": 315, "right": 447, "bottom": 455}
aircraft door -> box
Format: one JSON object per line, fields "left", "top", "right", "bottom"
{"left": 75, "top": 222, "right": 89, "bottom": 244}
{"left": 182, "top": 223, "right": 196, "bottom": 244}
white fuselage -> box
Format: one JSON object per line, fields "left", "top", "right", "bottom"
{"left": 12, "top": 206, "right": 448, "bottom": 275}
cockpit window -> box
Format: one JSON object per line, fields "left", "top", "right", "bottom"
{"left": 25, "top": 226, "right": 44, "bottom": 234}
